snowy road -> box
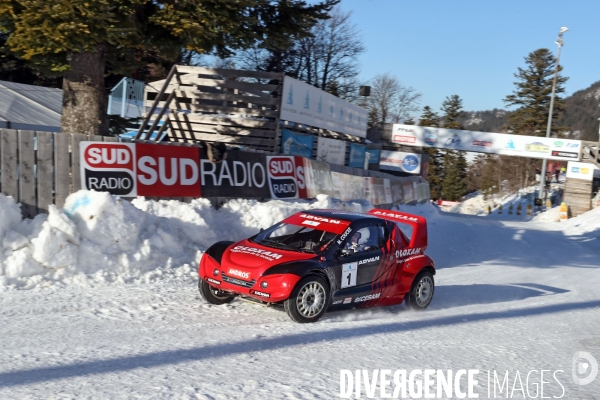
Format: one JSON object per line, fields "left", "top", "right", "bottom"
{"left": 1, "top": 206, "right": 599, "bottom": 399}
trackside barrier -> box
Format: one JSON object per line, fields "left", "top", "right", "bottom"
{"left": 78, "top": 141, "right": 430, "bottom": 207}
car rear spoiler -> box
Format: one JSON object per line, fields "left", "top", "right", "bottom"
{"left": 368, "top": 209, "right": 428, "bottom": 249}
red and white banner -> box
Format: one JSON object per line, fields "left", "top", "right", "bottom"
{"left": 81, "top": 142, "right": 201, "bottom": 197}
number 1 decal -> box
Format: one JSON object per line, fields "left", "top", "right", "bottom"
{"left": 341, "top": 262, "right": 358, "bottom": 288}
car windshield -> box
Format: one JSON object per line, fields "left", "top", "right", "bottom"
{"left": 251, "top": 222, "right": 338, "bottom": 253}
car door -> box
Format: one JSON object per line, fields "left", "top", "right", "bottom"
{"left": 329, "top": 222, "right": 389, "bottom": 292}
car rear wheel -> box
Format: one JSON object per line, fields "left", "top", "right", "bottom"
{"left": 406, "top": 271, "right": 434, "bottom": 310}
{"left": 284, "top": 275, "right": 329, "bottom": 323}
{"left": 198, "top": 279, "right": 235, "bottom": 305}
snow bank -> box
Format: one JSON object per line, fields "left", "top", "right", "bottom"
{"left": 0, "top": 191, "right": 372, "bottom": 289}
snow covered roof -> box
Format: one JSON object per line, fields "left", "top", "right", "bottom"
{"left": 0, "top": 80, "right": 62, "bottom": 132}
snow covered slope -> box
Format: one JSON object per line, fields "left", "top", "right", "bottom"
{"left": 0, "top": 193, "right": 599, "bottom": 398}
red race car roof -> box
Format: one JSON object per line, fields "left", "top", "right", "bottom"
{"left": 282, "top": 212, "right": 352, "bottom": 235}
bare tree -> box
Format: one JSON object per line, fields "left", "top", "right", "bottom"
{"left": 367, "top": 73, "right": 422, "bottom": 126}
{"left": 235, "top": 6, "right": 364, "bottom": 99}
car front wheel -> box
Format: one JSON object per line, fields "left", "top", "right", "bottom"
{"left": 406, "top": 271, "right": 434, "bottom": 310}
{"left": 284, "top": 275, "right": 329, "bottom": 323}
{"left": 198, "top": 279, "right": 235, "bottom": 305}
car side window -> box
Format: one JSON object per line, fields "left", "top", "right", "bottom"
{"left": 342, "top": 224, "right": 388, "bottom": 255}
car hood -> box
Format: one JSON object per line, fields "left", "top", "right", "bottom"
{"left": 220, "top": 239, "right": 316, "bottom": 281}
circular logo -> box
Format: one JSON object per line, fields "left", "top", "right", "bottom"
{"left": 402, "top": 155, "right": 419, "bottom": 172}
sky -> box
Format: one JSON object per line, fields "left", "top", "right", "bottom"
{"left": 340, "top": 0, "right": 600, "bottom": 116}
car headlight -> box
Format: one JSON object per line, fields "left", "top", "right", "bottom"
{"left": 213, "top": 268, "right": 219, "bottom": 276}
{"left": 261, "top": 281, "right": 268, "bottom": 289}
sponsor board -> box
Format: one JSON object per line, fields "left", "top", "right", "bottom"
{"left": 267, "top": 156, "right": 299, "bottom": 199}
{"left": 136, "top": 143, "right": 201, "bottom": 197}
{"left": 281, "top": 76, "right": 368, "bottom": 138}
{"left": 551, "top": 150, "right": 578, "bottom": 159}
{"left": 81, "top": 142, "right": 201, "bottom": 197}
{"left": 317, "top": 137, "right": 347, "bottom": 166}
{"left": 566, "top": 161, "right": 599, "bottom": 181}
{"left": 391, "top": 124, "right": 582, "bottom": 161}
{"left": 379, "top": 150, "right": 421, "bottom": 174}
{"left": 82, "top": 143, "right": 137, "bottom": 196}
{"left": 206, "top": 277, "right": 221, "bottom": 285}
{"left": 348, "top": 143, "right": 367, "bottom": 168}
{"left": 251, "top": 290, "right": 270, "bottom": 298}
{"left": 200, "top": 150, "right": 269, "bottom": 198}
{"left": 281, "top": 128, "right": 314, "bottom": 158}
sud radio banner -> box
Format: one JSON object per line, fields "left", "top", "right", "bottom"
{"left": 81, "top": 142, "right": 428, "bottom": 205}
{"left": 81, "top": 142, "right": 201, "bottom": 197}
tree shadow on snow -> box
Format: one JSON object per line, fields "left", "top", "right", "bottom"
{"left": 0, "top": 298, "right": 597, "bottom": 388}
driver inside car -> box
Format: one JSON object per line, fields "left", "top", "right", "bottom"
{"left": 345, "top": 228, "right": 371, "bottom": 253}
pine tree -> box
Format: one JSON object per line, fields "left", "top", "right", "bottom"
{"left": 418, "top": 106, "right": 443, "bottom": 199}
{"left": 440, "top": 95, "right": 467, "bottom": 200}
{"left": 504, "top": 48, "right": 568, "bottom": 137}
{"left": 0, "top": 0, "right": 337, "bottom": 135}
{"left": 502, "top": 48, "right": 568, "bottom": 189}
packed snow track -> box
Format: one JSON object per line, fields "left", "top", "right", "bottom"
{"left": 0, "top": 194, "right": 599, "bottom": 398}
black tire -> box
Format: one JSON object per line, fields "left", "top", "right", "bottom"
{"left": 406, "top": 270, "right": 435, "bottom": 310}
{"left": 198, "top": 279, "right": 235, "bottom": 305}
{"left": 284, "top": 275, "right": 329, "bottom": 323}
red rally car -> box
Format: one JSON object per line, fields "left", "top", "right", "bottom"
{"left": 198, "top": 209, "right": 436, "bottom": 323}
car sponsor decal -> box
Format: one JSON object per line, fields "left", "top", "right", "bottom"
{"left": 228, "top": 268, "right": 250, "bottom": 279}
{"left": 358, "top": 256, "right": 380, "bottom": 265}
{"left": 343, "top": 297, "right": 352, "bottom": 304}
{"left": 299, "top": 214, "right": 342, "bottom": 224}
{"left": 302, "top": 220, "right": 320, "bottom": 227}
{"left": 230, "top": 245, "right": 283, "bottom": 261}
{"left": 283, "top": 213, "right": 351, "bottom": 234}
{"left": 332, "top": 300, "right": 342, "bottom": 305}
{"left": 354, "top": 293, "right": 381, "bottom": 303}
{"left": 337, "top": 227, "right": 353, "bottom": 245}
{"left": 252, "top": 290, "right": 270, "bottom": 298}
{"left": 395, "top": 248, "right": 422, "bottom": 258}
{"left": 206, "top": 277, "right": 221, "bottom": 285}
{"left": 371, "top": 210, "right": 418, "bottom": 222}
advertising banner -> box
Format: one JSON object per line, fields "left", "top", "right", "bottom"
{"left": 303, "top": 159, "right": 336, "bottom": 198}
{"left": 200, "top": 150, "right": 269, "bottom": 198}
{"left": 391, "top": 124, "right": 582, "bottom": 161}
{"left": 81, "top": 142, "right": 201, "bottom": 197}
{"left": 348, "top": 143, "right": 366, "bottom": 168}
{"left": 266, "top": 156, "right": 300, "bottom": 199}
{"left": 81, "top": 142, "right": 138, "bottom": 196}
{"left": 317, "top": 137, "right": 347, "bottom": 165}
{"left": 379, "top": 150, "right": 422, "bottom": 174}
{"left": 281, "top": 76, "right": 368, "bottom": 138}
{"left": 281, "top": 129, "right": 314, "bottom": 158}
{"left": 566, "top": 161, "right": 599, "bottom": 181}
{"left": 331, "top": 172, "right": 366, "bottom": 201}
{"left": 365, "top": 149, "right": 380, "bottom": 164}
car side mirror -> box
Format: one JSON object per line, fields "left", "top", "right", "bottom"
{"left": 259, "top": 228, "right": 264, "bottom": 233}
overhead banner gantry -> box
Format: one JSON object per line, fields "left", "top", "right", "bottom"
{"left": 391, "top": 124, "right": 582, "bottom": 162}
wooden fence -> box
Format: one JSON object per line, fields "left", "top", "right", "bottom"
{"left": 0, "top": 129, "right": 117, "bottom": 218}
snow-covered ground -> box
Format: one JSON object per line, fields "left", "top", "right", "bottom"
{"left": 0, "top": 192, "right": 599, "bottom": 398}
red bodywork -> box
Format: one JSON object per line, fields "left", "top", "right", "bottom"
{"left": 198, "top": 208, "right": 435, "bottom": 308}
